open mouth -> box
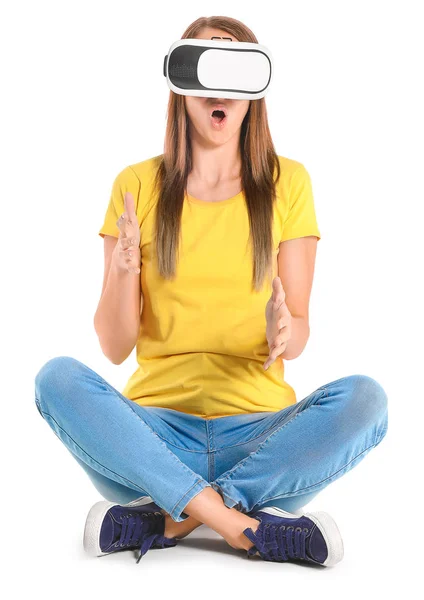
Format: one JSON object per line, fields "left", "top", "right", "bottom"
{"left": 210, "top": 106, "right": 228, "bottom": 128}
{"left": 211, "top": 109, "right": 226, "bottom": 122}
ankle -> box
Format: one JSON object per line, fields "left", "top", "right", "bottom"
{"left": 223, "top": 513, "right": 260, "bottom": 550}
{"left": 178, "top": 487, "right": 259, "bottom": 549}
{"left": 163, "top": 513, "right": 202, "bottom": 539}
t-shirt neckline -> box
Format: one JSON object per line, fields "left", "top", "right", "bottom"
{"left": 185, "top": 190, "right": 244, "bottom": 206}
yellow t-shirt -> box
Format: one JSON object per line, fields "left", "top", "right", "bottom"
{"left": 98, "top": 154, "right": 321, "bottom": 419}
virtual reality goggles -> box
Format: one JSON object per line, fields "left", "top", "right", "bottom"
{"left": 163, "top": 38, "right": 274, "bottom": 100}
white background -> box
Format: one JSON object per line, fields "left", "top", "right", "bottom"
{"left": 2, "top": 0, "right": 422, "bottom": 596}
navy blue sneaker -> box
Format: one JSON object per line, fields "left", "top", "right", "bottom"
{"left": 83, "top": 496, "right": 178, "bottom": 563}
{"left": 242, "top": 506, "right": 344, "bottom": 567}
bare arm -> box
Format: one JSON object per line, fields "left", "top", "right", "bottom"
{"left": 277, "top": 235, "right": 318, "bottom": 360}
{"left": 94, "top": 234, "right": 143, "bottom": 365}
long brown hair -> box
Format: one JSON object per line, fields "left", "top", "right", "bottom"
{"left": 153, "top": 15, "right": 281, "bottom": 292}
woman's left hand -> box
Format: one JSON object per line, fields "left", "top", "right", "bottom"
{"left": 264, "top": 277, "right": 293, "bottom": 370}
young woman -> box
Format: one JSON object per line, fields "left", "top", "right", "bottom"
{"left": 34, "top": 16, "right": 388, "bottom": 567}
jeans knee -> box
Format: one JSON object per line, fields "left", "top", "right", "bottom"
{"left": 349, "top": 374, "right": 388, "bottom": 430}
{"left": 34, "top": 356, "right": 82, "bottom": 412}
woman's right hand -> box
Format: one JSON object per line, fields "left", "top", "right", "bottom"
{"left": 112, "top": 191, "right": 141, "bottom": 274}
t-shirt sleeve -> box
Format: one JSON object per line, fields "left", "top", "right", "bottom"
{"left": 98, "top": 166, "right": 141, "bottom": 239}
{"left": 280, "top": 164, "right": 321, "bottom": 242}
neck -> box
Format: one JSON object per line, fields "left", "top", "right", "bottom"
{"left": 189, "top": 128, "right": 242, "bottom": 184}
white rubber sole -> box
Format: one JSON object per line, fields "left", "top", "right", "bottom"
{"left": 255, "top": 506, "right": 344, "bottom": 567}
{"left": 83, "top": 495, "right": 155, "bottom": 557}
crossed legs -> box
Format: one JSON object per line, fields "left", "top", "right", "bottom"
{"left": 34, "top": 358, "right": 388, "bottom": 554}
{"left": 161, "top": 487, "right": 259, "bottom": 550}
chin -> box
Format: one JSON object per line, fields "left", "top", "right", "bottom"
{"left": 208, "top": 135, "right": 232, "bottom": 146}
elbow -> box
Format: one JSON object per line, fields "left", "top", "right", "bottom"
{"left": 283, "top": 347, "right": 305, "bottom": 361}
{"left": 101, "top": 344, "right": 131, "bottom": 366}
{"left": 100, "top": 334, "right": 135, "bottom": 364}
{"left": 96, "top": 331, "right": 137, "bottom": 365}
{"left": 282, "top": 329, "right": 310, "bottom": 360}
{"left": 109, "top": 355, "right": 126, "bottom": 366}
{"left": 93, "top": 315, "right": 139, "bottom": 365}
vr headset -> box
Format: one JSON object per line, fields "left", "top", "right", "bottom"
{"left": 163, "top": 38, "right": 274, "bottom": 100}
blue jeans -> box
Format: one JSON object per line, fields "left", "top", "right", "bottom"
{"left": 34, "top": 356, "right": 388, "bottom": 522}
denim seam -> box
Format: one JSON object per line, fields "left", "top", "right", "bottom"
{"left": 103, "top": 408, "right": 324, "bottom": 454}
{"left": 206, "top": 420, "right": 214, "bottom": 482}
{"left": 38, "top": 382, "right": 205, "bottom": 487}
{"left": 256, "top": 438, "right": 381, "bottom": 505}
{"left": 36, "top": 408, "right": 149, "bottom": 493}
{"left": 211, "top": 482, "right": 240, "bottom": 511}
{"left": 215, "top": 392, "right": 325, "bottom": 484}
{"left": 218, "top": 488, "right": 240, "bottom": 510}
{"left": 170, "top": 479, "right": 208, "bottom": 520}
{"left": 149, "top": 418, "right": 297, "bottom": 453}
{"left": 253, "top": 383, "right": 388, "bottom": 505}
{"left": 121, "top": 395, "right": 326, "bottom": 452}
{"left": 146, "top": 438, "right": 206, "bottom": 454}
{"left": 102, "top": 392, "right": 327, "bottom": 453}
{"left": 97, "top": 379, "right": 209, "bottom": 472}
{"left": 99, "top": 380, "right": 209, "bottom": 454}
{"left": 373, "top": 420, "right": 388, "bottom": 446}
{"left": 211, "top": 420, "right": 302, "bottom": 451}
{"left": 209, "top": 390, "right": 327, "bottom": 452}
